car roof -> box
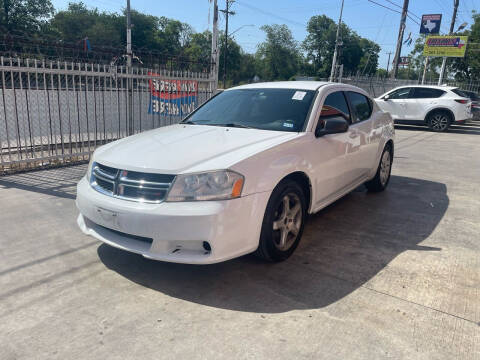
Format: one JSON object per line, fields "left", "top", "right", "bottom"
{"left": 228, "top": 81, "right": 330, "bottom": 91}
{"left": 392, "top": 84, "right": 458, "bottom": 90}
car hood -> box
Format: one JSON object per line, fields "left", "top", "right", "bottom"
{"left": 94, "top": 124, "right": 301, "bottom": 174}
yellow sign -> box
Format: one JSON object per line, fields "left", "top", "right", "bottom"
{"left": 423, "top": 36, "right": 468, "bottom": 57}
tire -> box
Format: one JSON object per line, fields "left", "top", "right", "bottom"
{"left": 254, "top": 180, "right": 307, "bottom": 262}
{"left": 427, "top": 110, "right": 452, "bottom": 132}
{"left": 365, "top": 144, "right": 393, "bottom": 193}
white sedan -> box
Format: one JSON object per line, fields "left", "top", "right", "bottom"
{"left": 376, "top": 85, "right": 471, "bottom": 132}
{"left": 76, "top": 82, "right": 394, "bottom": 264}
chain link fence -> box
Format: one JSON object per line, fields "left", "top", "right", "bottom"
{"left": 0, "top": 57, "right": 215, "bottom": 174}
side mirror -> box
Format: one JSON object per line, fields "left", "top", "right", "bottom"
{"left": 315, "top": 117, "right": 349, "bottom": 137}
{"left": 383, "top": 94, "right": 390, "bottom": 101}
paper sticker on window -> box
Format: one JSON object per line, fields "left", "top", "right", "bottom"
{"left": 292, "top": 91, "right": 307, "bottom": 101}
{"left": 283, "top": 122, "right": 294, "bottom": 128}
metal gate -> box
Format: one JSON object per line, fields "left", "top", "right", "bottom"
{"left": 0, "top": 57, "right": 215, "bottom": 174}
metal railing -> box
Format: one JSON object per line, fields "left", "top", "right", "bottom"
{"left": 0, "top": 57, "right": 215, "bottom": 174}
{"left": 339, "top": 75, "right": 480, "bottom": 98}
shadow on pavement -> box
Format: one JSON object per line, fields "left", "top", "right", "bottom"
{"left": 98, "top": 175, "right": 448, "bottom": 313}
{"left": 395, "top": 122, "right": 480, "bottom": 135}
{"left": 0, "top": 164, "right": 87, "bottom": 199}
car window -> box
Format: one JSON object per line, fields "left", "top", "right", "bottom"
{"left": 411, "top": 88, "right": 446, "bottom": 99}
{"left": 319, "top": 91, "right": 351, "bottom": 123}
{"left": 388, "top": 87, "right": 411, "bottom": 99}
{"left": 452, "top": 89, "right": 474, "bottom": 99}
{"left": 346, "top": 91, "right": 372, "bottom": 123}
{"left": 184, "top": 88, "right": 316, "bottom": 132}
{"left": 464, "top": 91, "right": 478, "bottom": 100}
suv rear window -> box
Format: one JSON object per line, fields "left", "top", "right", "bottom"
{"left": 411, "top": 88, "right": 446, "bottom": 98}
{"left": 452, "top": 89, "right": 473, "bottom": 99}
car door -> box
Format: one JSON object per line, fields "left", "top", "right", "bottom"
{"left": 402, "top": 87, "right": 446, "bottom": 120}
{"left": 377, "top": 87, "right": 412, "bottom": 120}
{"left": 311, "top": 90, "right": 359, "bottom": 206}
{"left": 345, "top": 91, "right": 378, "bottom": 178}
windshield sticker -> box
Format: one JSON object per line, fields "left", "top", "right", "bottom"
{"left": 292, "top": 91, "right": 307, "bottom": 101}
{"left": 283, "top": 122, "right": 294, "bottom": 128}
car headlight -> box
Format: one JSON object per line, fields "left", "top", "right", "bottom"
{"left": 166, "top": 170, "right": 244, "bottom": 202}
{"left": 86, "top": 157, "right": 94, "bottom": 182}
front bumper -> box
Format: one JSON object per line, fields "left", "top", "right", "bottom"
{"left": 76, "top": 176, "right": 270, "bottom": 264}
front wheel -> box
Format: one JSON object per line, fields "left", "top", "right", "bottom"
{"left": 254, "top": 180, "right": 307, "bottom": 262}
{"left": 365, "top": 144, "right": 393, "bottom": 192}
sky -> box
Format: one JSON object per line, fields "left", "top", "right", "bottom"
{"left": 50, "top": 0, "right": 479, "bottom": 69}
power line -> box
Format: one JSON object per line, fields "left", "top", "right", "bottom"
{"left": 367, "top": 0, "right": 401, "bottom": 15}
{"left": 384, "top": 0, "right": 421, "bottom": 20}
{"left": 367, "top": 0, "right": 419, "bottom": 25}
{"left": 234, "top": 0, "right": 306, "bottom": 28}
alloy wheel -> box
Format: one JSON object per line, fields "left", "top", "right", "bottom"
{"left": 380, "top": 150, "right": 391, "bottom": 186}
{"left": 272, "top": 193, "right": 303, "bottom": 251}
{"left": 431, "top": 114, "right": 449, "bottom": 131}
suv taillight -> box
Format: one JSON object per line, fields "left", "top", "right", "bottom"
{"left": 455, "top": 99, "right": 469, "bottom": 104}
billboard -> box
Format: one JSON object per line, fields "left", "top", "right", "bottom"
{"left": 423, "top": 36, "right": 468, "bottom": 57}
{"left": 148, "top": 75, "right": 198, "bottom": 116}
{"left": 420, "top": 14, "right": 442, "bottom": 34}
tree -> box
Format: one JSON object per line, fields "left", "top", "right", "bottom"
{"left": 50, "top": 3, "right": 123, "bottom": 47}
{"left": 218, "top": 33, "right": 242, "bottom": 86}
{"left": 184, "top": 31, "right": 212, "bottom": 72}
{"left": 0, "top": 0, "right": 54, "bottom": 34}
{"left": 406, "top": 35, "right": 443, "bottom": 81}
{"left": 256, "top": 24, "right": 299, "bottom": 81}
{"left": 303, "top": 15, "right": 336, "bottom": 77}
{"left": 450, "top": 12, "right": 480, "bottom": 81}
{"left": 303, "top": 15, "right": 381, "bottom": 77}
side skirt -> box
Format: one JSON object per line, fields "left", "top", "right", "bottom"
{"left": 309, "top": 174, "right": 370, "bottom": 215}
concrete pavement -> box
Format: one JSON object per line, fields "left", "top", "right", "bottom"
{"left": 0, "top": 124, "right": 479, "bottom": 359}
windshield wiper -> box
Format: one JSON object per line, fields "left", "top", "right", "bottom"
{"left": 215, "top": 123, "right": 253, "bottom": 129}
{"left": 181, "top": 120, "right": 196, "bottom": 125}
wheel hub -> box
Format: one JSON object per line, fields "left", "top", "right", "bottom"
{"left": 272, "top": 193, "right": 302, "bottom": 251}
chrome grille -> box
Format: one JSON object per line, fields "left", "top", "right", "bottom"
{"left": 91, "top": 162, "right": 175, "bottom": 203}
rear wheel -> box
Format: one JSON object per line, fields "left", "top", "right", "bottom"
{"left": 427, "top": 110, "right": 452, "bottom": 132}
{"left": 254, "top": 180, "right": 306, "bottom": 262}
{"left": 365, "top": 144, "right": 392, "bottom": 192}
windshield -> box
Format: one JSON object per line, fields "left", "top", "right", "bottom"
{"left": 183, "top": 88, "right": 316, "bottom": 132}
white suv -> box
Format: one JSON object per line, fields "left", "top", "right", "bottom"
{"left": 76, "top": 82, "right": 394, "bottom": 264}
{"left": 376, "top": 85, "right": 471, "bottom": 132}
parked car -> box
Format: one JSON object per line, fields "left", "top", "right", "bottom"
{"left": 376, "top": 85, "right": 472, "bottom": 132}
{"left": 76, "top": 82, "right": 395, "bottom": 264}
{"left": 459, "top": 90, "right": 480, "bottom": 120}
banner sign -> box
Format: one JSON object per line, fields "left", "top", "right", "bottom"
{"left": 148, "top": 74, "right": 198, "bottom": 116}
{"left": 423, "top": 36, "right": 468, "bottom": 57}
{"left": 420, "top": 14, "right": 442, "bottom": 34}
{"left": 399, "top": 56, "right": 410, "bottom": 65}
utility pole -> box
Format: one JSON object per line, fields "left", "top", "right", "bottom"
{"left": 422, "top": 56, "right": 429, "bottom": 84}
{"left": 330, "top": 0, "right": 345, "bottom": 82}
{"left": 386, "top": 51, "right": 392, "bottom": 76}
{"left": 438, "top": 0, "right": 459, "bottom": 85}
{"left": 126, "top": 0, "right": 133, "bottom": 135}
{"left": 210, "top": 0, "right": 220, "bottom": 91}
{"left": 391, "top": 0, "right": 409, "bottom": 79}
{"left": 220, "top": 0, "right": 235, "bottom": 89}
